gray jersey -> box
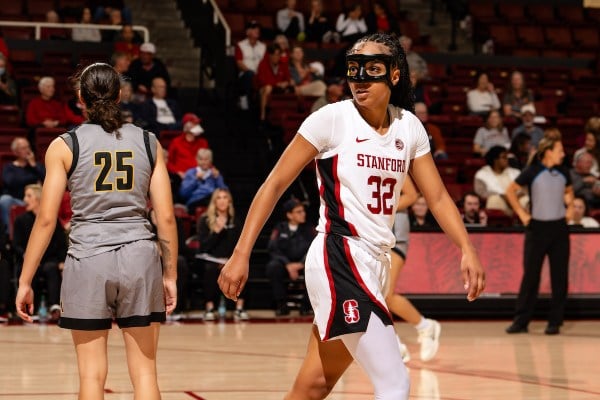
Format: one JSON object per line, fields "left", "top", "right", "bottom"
{"left": 61, "top": 123, "right": 157, "bottom": 258}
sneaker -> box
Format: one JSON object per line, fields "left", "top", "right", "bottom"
{"left": 396, "top": 335, "right": 411, "bottom": 363}
{"left": 203, "top": 309, "right": 216, "bottom": 322}
{"left": 505, "top": 323, "right": 528, "bottom": 334}
{"left": 417, "top": 319, "right": 441, "bottom": 362}
{"left": 234, "top": 309, "right": 249, "bottom": 321}
{"left": 544, "top": 325, "right": 560, "bottom": 335}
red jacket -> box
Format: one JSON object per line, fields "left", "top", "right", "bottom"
{"left": 166, "top": 134, "right": 209, "bottom": 175}
{"left": 255, "top": 57, "right": 291, "bottom": 88}
{"left": 25, "top": 97, "right": 67, "bottom": 127}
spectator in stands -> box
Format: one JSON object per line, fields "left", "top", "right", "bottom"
{"left": 289, "top": 45, "right": 326, "bottom": 98}
{"left": 167, "top": 113, "right": 210, "bottom": 199}
{"left": 399, "top": 35, "right": 428, "bottom": 80}
{"left": 266, "top": 198, "right": 315, "bottom": 316}
{"left": 113, "top": 24, "right": 143, "bottom": 59}
{"left": 310, "top": 79, "right": 346, "bottom": 112}
{"left": 13, "top": 184, "right": 67, "bottom": 317}
{"left": 63, "top": 85, "right": 87, "bottom": 128}
{"left": 511, "top": 104, "right": 544, "bottom": 148}
{"left": 0, "top": 34, "right": 8, "bottom": 59}
{"left": 474, "top": 146, "right": 526, "bottom": 215}
{"left": 100, "top": 8, "right": 124, "bottom": 42}
{"left": 112, "top": 51, "right": 131, "bottom": 74}
{"left": 91, "top": 0, "right": 132, "bottom": 24}
{"left": 277, "top": 0, "right": 305, "bottom": 41}
{"left": 409, "top": 194, "right": 438, "bottom": 229}
{"left": 235, "top": 20, "right": 266, "bottom": 111}
{"left": 127, "top": 42, "right": 171, "bottom": 96}
{"left": 414, "top": 102, "right": 447, "bottom": 160}
{"left": 305, "top": 0, "right": 339, "bottom": 43}
{"left": 256, "top": 43, "right": 294, "bottom": 121}
{"left": 119, "top": 80, "right": 140, "bottom": 124}
{"left": 0, "top": 137, "right": 45, "bottom": 229}
{"left": 573, "top": 118, "right": 600, "bottom": 178}
{"left": 196, "top": 188, "right": 247, "bottom": 321}
{"left": 180, "top": 148, "right": 228, "bottom": 215}
{"left": 473, "top": 110, "right": 510, "bottom": 157}
{"left": 25, "top": 76, "right": 67, "bottom": 128}
{"left": 461, "top": 191, "right": 487, "bottom": 226}
{"left": 0, "top": 54, "right": 17, "bottom": 105}
{"left": 409, "top": 70, "right": 432, "bottom": 109}
{"left": 336, "top": 3, "right": 368, "bottom": 43}
{"left": 138, "top": 77, "right": 182, "bottom": 134}
{"left": 273, "top": 34, "right": 291, "bottom": 65}
{"left": 568, "top": 196, "right": 599, "bottom": 228}
{"left": 41, "top": 10, "right": 70, "bottom": 41}
{"left": 503, "top": 71, "right": 534, "bottom": 119}
{"left": 466, "top": 71, "right": 500, "bottom": 117}
{"left": 507, "top": 133, "right": 533, "bottom": 171}
{"left": 71, "top": 7, "right": 101, "bottom": 43}
{"left": 366, "top": 1, "right": 399, "bottom": 35}
{"left": 0, "top": 219, "right": 10, "bottom": 315}
{"left": 570, "top": 151, "right": 600, "bottom": 209}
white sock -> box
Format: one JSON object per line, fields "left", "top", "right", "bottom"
{"left": 415, "top": 316, "right": 429, "bottom": 331}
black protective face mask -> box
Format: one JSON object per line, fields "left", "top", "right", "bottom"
{"left": 346, "top": 53, "right": 394, "bottom": 87}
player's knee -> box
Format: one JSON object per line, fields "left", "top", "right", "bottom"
{"left": 375, "top": 368, "right": 410, "bottom": 400}
{"left": 290, "top": 374, "right": 333, "bottom": 400}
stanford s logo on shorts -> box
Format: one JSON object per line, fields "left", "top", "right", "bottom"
{"left": 343, "top": 299, "right": 360, "bottom": 324}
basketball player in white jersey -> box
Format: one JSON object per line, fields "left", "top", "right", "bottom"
{"left": 16, "top": 63, "right": 177, "bottom": 400}
{"left": 219, "top": 33, "right": 485, "bottom": 399}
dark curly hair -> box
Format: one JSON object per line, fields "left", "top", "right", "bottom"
{"left": 347, "top": 33, "right": 415, "bottom": 113}
{"left": 78, "top": 63, "right": 123, "bottom": 134}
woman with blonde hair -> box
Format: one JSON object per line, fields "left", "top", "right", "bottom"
{"left": 196, "top": 188, "right": 246, "bottom": 321}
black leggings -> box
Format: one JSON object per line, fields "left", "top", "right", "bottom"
{"left": 513, "top": 219, "right": 570, "bottom": 327}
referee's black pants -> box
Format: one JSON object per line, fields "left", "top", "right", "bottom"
{"left": 513, "top": 219, "right": 570, "bottom": 328}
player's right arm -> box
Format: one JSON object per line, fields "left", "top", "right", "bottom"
{"left": 148, "top": 141, "right": 178, "bottom": 314}
{"left": 16, "top": 138, "right": 69, "bottom": 321}
{"left": 218, "top": 134, "right": 318, "bottom": 300}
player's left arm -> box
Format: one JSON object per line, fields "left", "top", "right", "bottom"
{"left": 564, "top": 185, "right": 574, "bottom": 222}
{"left": 410, "top": 152, "right": 485, "bottom": 301}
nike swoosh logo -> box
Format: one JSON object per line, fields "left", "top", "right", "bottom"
{"left": 356, "top": 137, "right": 370, "bottom": 143}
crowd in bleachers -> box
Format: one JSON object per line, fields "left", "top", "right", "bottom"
{"left": 0, "top": 0, "right": 599, "bottom": 318}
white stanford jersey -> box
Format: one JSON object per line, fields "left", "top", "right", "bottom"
{"left": 299, "top": 99, "right": 430, "bottom": 250}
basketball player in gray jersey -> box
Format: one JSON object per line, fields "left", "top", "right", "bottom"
{"left": 16, "top": 63, "right": 177, "bottom": 400}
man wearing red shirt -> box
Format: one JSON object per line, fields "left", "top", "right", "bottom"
{"left": 256, "top": 43, "right": 294, "bottom": 121}
{"left": 167, "top": 113, "right": 209, "bottom": 200}
{"left": 25, "top": 77, "right": 67, "bottom": 128}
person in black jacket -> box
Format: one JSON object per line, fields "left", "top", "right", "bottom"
{"left": 13, "top": 184, "right": 66, "bottom": 316}
{"left": 266, "top": 198, "right": 315, "bottom": 316}
{"left": 196, "top": 188, "right": 244, "bottom": 321}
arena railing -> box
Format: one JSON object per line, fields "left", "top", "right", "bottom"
{"left": 0, "top": 20, "right": 149, "bottom": 42}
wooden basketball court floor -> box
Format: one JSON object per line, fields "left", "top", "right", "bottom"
{"left": 0, "top": 314, "right": 598, "bottom": 399}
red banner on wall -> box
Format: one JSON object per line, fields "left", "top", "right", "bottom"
{"left": 397, "top": 232, "right": 600, "bottom": 295}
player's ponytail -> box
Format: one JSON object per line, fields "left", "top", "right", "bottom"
{"left": 79, "top": 63, "right": 123, "bottom": 135}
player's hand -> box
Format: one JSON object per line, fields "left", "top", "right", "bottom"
{"left": 15, "top": 284, "right": 35, "bottom": 322}
{"left": 218, "top": 250, "right": 249, "bottom": 301}
{"left": 460, "top": 246, "right": 485, "bottom": 302}
{"left": 163, "top": 278, "right": 177, "bottom": 315}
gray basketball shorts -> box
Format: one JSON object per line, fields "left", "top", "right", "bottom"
{"left": 58, "top": 239, "right": 166, "bottom": 330}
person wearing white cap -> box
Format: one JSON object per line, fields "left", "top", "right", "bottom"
{"left": 511, "top": 103, "right": 544, "bottom": 148}
{"left": 167, "top": 113, "right": 210, "bottom": 199}
{"left": 127, "top": 41, "right": 171, "bottom": 95}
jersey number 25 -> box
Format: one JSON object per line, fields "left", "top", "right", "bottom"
{"left": 94, "top": 151, "right": 134, "bottom": 192}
